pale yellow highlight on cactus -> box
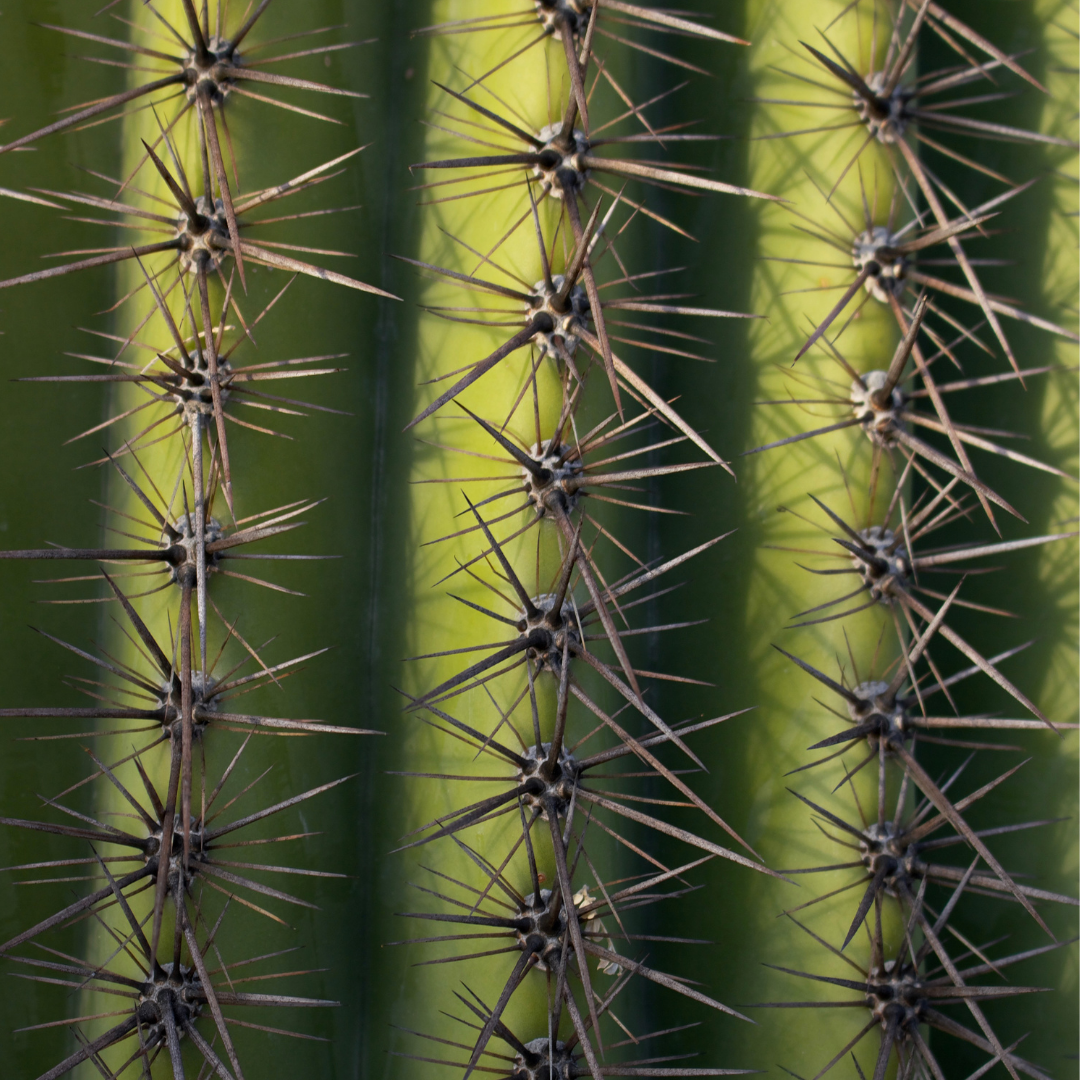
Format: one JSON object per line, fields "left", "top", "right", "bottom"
{"left": 84, "top": 2, "right": 298, "bottom": 1072}
{"left": 83, "top": 2, "right": 212, "bottom": 1072}
{"left": 398, "top": 0, "right": 593, "bottom": 1053}
{"left": 84, "top": 0, "right": 622, "bottom": 1069}
{"left": 732, "top": 0, "right": 906, "bottom": 1073}
{"left": 104, "top": 0, "right": 202, "bottom": 677}
{"left": 726, "top": 0, "right": 1077, "bottom": 1073}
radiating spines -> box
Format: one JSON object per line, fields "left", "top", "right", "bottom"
{"left": 394, "top": 843, "right": 746, "bottom": 1074}
{"left": 0, "top": 459, "right": 330, "bottom": 608}
{"left": 399, "top": 186, "right": 616, "bottom": 431}
{"left": 0, "top": 575, "right": 369, "bottom": 744}
{"left": 769, "top": 474, "right": 1076, "bottom": 951}
{"left": 781, "top": 769, "right": 1077, "bottom": 955}
{"left": 776, "top": 636, "right": 1074, "bottom": 772}
{"left": 404, "top": 497, "right": 728, "bottom": 758}
{"left": 767, "top": 489, "right": 1077, "bottom": 951}
{"left": 401, "top": 178, "right": 752, "bottom": 463}
{"left": 397, "top": 985, "right": 755, "bottom": 1079}
{"left": 412, "top": 77, "right": 778, "bottom": 238}
{"left": 420, "top": 397, "right": 717, "bottom": 573}
{"left": 414, "top": 0, "right": 749, "bottom": 113}
{"left": 24, "top": 279, "right": 349, "bottom": 460}
{"left": 1, "top": 4, "right": 371, "bottom": 156}
{"left": 776, "top": 176, "right": 1079, "bottom": 367}
{"left": 397, "top": 666, "right": 767, "bottom": 879}
{"left": 0, "top": 134, "right": 397, "bottom": 301}
{"left": 0, "top": 2, "right": 399, "bottom": 1074}
{"left": 418, "top": 401, "right": 722, "bottom": 699}
{"left": 396, "top": 14, "right": 792, "bottom": 1069}
{"left": 748, "top": 320, "right": 1075, "bottom": 527}
{"left": 7, "top": 886, "right": 339, "bottom": 1079}
{"left": 736, "top": 4, "right": 1075, "bottom": 1078}
{"left": 0, "top": 427, "right": 336, "bottom": 744}
{"left": 781, "top": 2, "right": 1069, "bottom": 172}
{"left": 755, "top": 897, "right": 1064, "bottom": 1080}
{"left": 0, "top": 1, "right": 374, "bottom": 297}
{"left": 753, "top": 184, "right": 1074, "bottom": 531}
{"left": 0, "top": 738, "right": 356, "bottom": 954}
{"left": 0, "top": 127, "right": 388, "bottom": 528}
{"left": 798, "top": 483, "right": 1071, "bottom": 611}
{"left": 772, "top": 0, "right": 1077, "bottom": 372}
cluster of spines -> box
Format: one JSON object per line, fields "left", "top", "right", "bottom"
{"left": 744, "top": 3, "right": 1077, "bottom": 1077}
{"left": 393, "top": 2, "right": 789, "bottom": 1077}
{"left": 0, "top": 4, "right": 387, "bottom": 1076}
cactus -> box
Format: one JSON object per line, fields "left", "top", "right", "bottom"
{"left": 0, "top": 1, "right": 1074, "bottom": 1078}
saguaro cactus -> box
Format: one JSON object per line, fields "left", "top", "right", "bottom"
{"left": 0, "top": 2, "right": 1074, "bottom": 1078}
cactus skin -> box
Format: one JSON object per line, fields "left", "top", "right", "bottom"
{"left": 385, "top": 2, "right": 662, "bottom": 1064}
{"left": 0, "top": 9, "right": 124, "bottom": 1073}
{"left": 390, "top": 5, "right": 562, "bottom": 1051}
{"left": 641, "top": 0, "right": 1077, "bottom": 1076}
{"left": 0, "top": 1, "right": 1073, "bottom": 1077}
{"left": 902, "top": 3, "right": 1078, "bottom": 1070}
{"left": 627, "top": 4, "right": 906, "bottom": 1070}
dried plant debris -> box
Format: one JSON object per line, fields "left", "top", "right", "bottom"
{"left": 395, "top": 843, "right": 747, "bottom": 1073}
{"left": 0, "top": 0, "right": 1072, "bottom": 1074}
